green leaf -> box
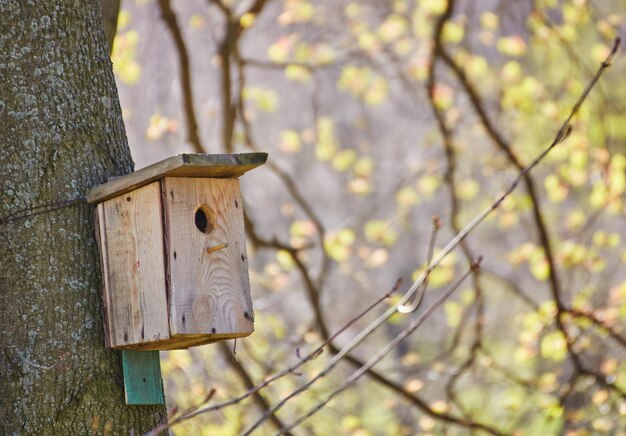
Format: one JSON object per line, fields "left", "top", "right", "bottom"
{"left": 540, "top": 331, "right": 567, "bottom": 362}
{"left": 396, "top": 187, "right": 420, "bottom": 207}
{"left": 112, "top": 30, "right": 141, "bottom": 85}
{"left": 419, "top": 0, "right": 447, "bottom": 15}
{"left": 316, "top": 117, "right": 339, "bottom": 161}
{"left": 284, "top": 64, "right": 311, "bottom": 82}
{"left": 497, "top": 35, "right": 527, "bottom": 57}
{"left": 337, "top": 66, "right": 388, "bottom": 105}
{"left": 243, "top": 87, "right": 279, "bottom": 112}
{"left": 332, "top": 149, "right": 358, "bottom": 171}
{"left": 444, "top": 300, "right": 462, "bottom": 328}
{"left": 417, "top": 175, "right": 441, "bottom": 197}
{"left": 480, "top": 11, "right": 499, "bottom": 30}
{"left": 352, "top": 157, "right": 374, "bottom": 178}
{"left": 280, "top": 129, "right": 301, "bottom": 153}
{"left": 364, "top": 220, "right": 397, "bottom": 246}
{"left": 279, "top": 0, "right": 314, "bottom": 25}
{"left": 456, "top": 179, "right": 479, "bottom": 200}
{"left": 544, "top": 174, "right": 567, "bottom": 203}
{"left": 377, "top": 14, "right": 408, "bottom": 43}
{"left": 276, "top": 250, "right": 295, "bottom": 271}
{"left": 442, "top": 21, "right": 464, "bottom": 44}
{"left": 324, "top": 229, "right": 355, "bottom": 262}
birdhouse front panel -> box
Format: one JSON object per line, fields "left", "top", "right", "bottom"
{"left": 162, "top": 177, "right": 254, "bottom": 344}
{"left": 89, "top": 153, "right": 267, "bottom": 351}
{"left": 96, "top": 181, "right": 170, "bottom": 349}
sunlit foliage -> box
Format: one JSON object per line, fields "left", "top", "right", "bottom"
{"left": 115, "top": 0, "right": 626, "bottom": 434}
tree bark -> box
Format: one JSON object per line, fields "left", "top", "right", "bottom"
{"left": 0, "top": 1, "right": 166, "bottom": 434}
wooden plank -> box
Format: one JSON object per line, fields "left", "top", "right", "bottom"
{"left": 162, "top": 177, "right": 254, "bottom": 343}
{"left": 95, "top": 204, "right": 114, "bottom": 348}
{"left": 122, "top": 350, "right": 165, "bottom": 405}
{"left": 87, "top": 153, "right": 267, "bottom": 204}
{"left": 100, "top": 182, "right": 170, "bottom": 349}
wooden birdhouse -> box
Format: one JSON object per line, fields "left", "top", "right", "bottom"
{"left": 87, "top": 153, "right": 266, "bottom": 351}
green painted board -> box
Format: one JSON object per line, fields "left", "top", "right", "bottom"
{"left": 122, "top": 350, "right": 165, "bottom": 405}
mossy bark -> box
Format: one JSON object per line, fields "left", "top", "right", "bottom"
{"left": 0, "top": 1, "right": 166, "bottom": 434}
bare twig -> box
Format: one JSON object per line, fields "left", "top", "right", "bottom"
{"left": 398, "top": 215, "right": 442, "bottom": 313}
{"left": 566, "top": 307, "right": 626, "bottom": 347}
{"left": 234, "top": 46, "right": 331, "bottom": 291}
{"left": 145, "top": 281, "right": 399, "bottom": 435}
{"left": 156, "top": 0, "right": 204, "bottom": 153}
{"left": 425, "top": 1, "right": 486, "bottom": 419}
{"left": 207, "top": 0, "right": 269, "bottom": 152}
{"left": 275, "top": 259, "right": 485, "bottom": 434}
{"left": 242, "top": 36, "right": 619, "bottom": 435}
{"left": 217, "top": 342, "right": 290, "bottom": 434}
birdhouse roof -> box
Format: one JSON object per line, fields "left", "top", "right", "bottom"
{"left": 87, "top": 152, "right": 267, "bottom": 204}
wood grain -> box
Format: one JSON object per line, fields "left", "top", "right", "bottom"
{"left": 99, "top": 182, "right": 170, "bottom": 348}
{"left": 87, "top": 153, "right": 267, "bottom": 204}
{"left": 162, "top": 177, "right": 254, "bottom": 341}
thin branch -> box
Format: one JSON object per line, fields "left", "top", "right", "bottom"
{"left": 425, "top": 1, "right": 487, "bottom": 419}
{"left": 157, "top": 0, "right": 204, "bottom": 153}
{"left": 398, "top": 215, "right": 441, "bottom": 312}
{"left": 208, "top": 0, "right": 269, "bottom": 152}
{"left": 246, "top": 188, "right": 499, "bottom": 433}
{"left": 437, "top": 0, "right": 621, "bottom": 387}
{"left": 145, "top": 281, "right": 399, "bottom": 435}
{"left": 217, "top": 342, "right": 290, "bottom": 434}
{"left": 325, "top": 348, "right": 502, "bottom": 435}
{"left": 275, "top": 260, "right": 488, "bottom": 435}
{"left": 566, "top": 307, "right": 626, "bottom": 347}
{"left": 242, "top": 36, "right": 619, "bottom": 435}
{"left": 234, "top": 46, "right": 331, "bottom": 290}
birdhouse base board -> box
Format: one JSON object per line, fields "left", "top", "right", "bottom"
{"left": 111, "top": 331, "right": 252, "bottom": 350}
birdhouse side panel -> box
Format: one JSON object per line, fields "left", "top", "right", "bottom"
{"left": 98, "top": 181, "right": 170, "bottom": 349}
{"left": 162, "top": 177, "right": 254, "bottom": 342}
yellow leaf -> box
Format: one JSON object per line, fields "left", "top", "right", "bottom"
{"left": 284, "top": 64, "right": 311, "bottom": 82}
{"left": 419, "top": 0, "right": 447, "bottom": 15}
{"left": 377, "top": 14, "right": 408, "bottom": 43}
{"left": 324, "top": 229, "right": 355, "bottom": 262}
{"left": 280, "top": 130, "right": 301, "bottom": 153}
{"left": 278, "top": 0, "right": 314, "bottom": 25}
{"left": 432, "top": 83, "right": 454, "bottom": 109}
{"left": 332, "top": 149, "right": 358, "bottom": 171}
{"left": 112, "top": 30, "right": 141, "bottom": 85}
{"left": 456, "top": 179, "right": 479, "bottom": 200}
{"left": 444, "top": 300, "right": 462, "bottom": 328}
{"left": 276, "top": 250, "right": 295, "bottom": 271}
{"left": 243, "top": 87, "right": 279, "bottom": 112}
{"left": 497, "top": 35, "right": 527, "bottom": 57}
{"left": 364, "top": 220, "right": 397, "bottom": 246}
{"left": 239, "top": 12, "right": 256, "bottom": 28}
{"left": 540, "top": 331, "right": 567, "bottom": 362}
{"left": 480, "top": 11, "right": 499, "bottom": 30}
{"left": 353, "top": 157, "right": 374, "bottom": 178}
{"left": 442, "top": 21, "right": 464, "bottom": 44}
{"left": 396, "top": 187, "right": 420, "bottom": 207}
{"left": 316, "top": 117, "right": 339, "bottom": 161}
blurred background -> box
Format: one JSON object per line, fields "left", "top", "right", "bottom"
{"left": 111, "top": 0, "right": 626, "bottom": 434}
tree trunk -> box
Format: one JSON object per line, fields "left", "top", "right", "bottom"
{"left": 0, "top": 2, "right": 166, "bottom": 434}
{"left": 101, "top": 0, "right": 121, "bottom": 55}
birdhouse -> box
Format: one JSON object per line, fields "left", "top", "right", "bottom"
{"left": 87, "top": 153, "right": 267, "bottom": 351}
